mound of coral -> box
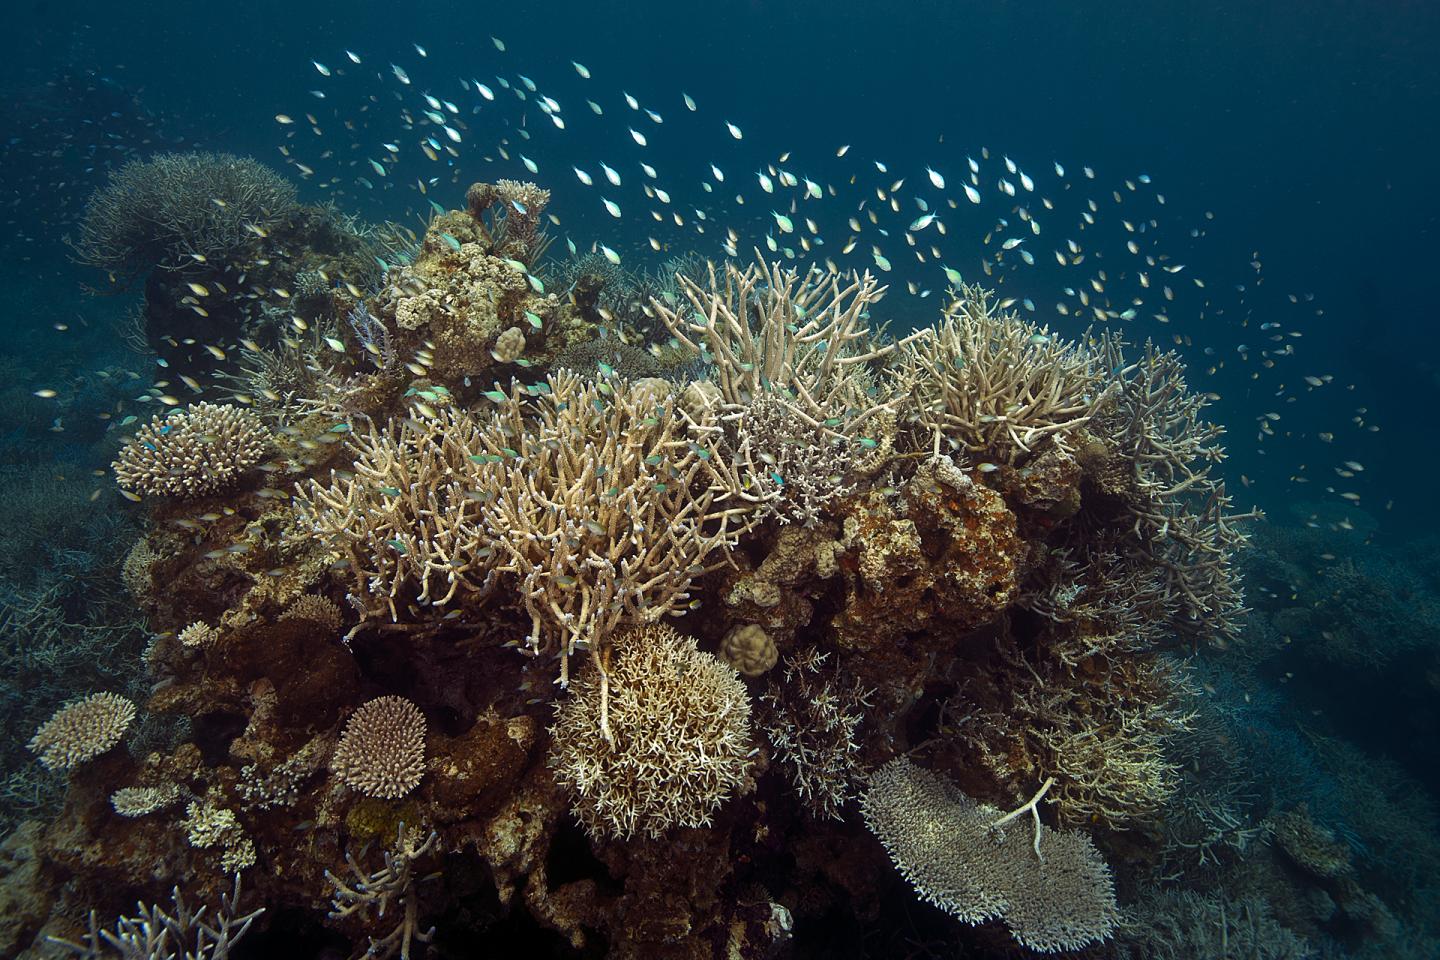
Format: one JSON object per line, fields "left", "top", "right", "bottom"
{"left": 12, "top": 170, "right": 1408, "bottom": 960}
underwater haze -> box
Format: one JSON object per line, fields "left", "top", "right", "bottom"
{"left": 1, "top": 1, "right": 1437, "bottom": 958}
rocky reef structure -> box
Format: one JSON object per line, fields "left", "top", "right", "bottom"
{"left": 1, "top": 174, "right": 1304, "bottom": 959}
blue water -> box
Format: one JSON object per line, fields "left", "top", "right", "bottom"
{"left": 1, "top": 1, "right": 1437, "bottom": 957}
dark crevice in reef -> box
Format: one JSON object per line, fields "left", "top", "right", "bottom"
{"left": 190, "top": 708, "right": 248, "bottom": 767}
{"left": 546, "top": 818, "right": 615, "bottom": 893}
{"left": 237, "top": 907, "right": 348, "bottom": 960}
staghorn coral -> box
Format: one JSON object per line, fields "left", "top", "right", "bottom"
{"left": 28, "top": 693, "right": 136, "bottom": 771}
{"left": 759, "top": 649, "right": 871, "bottom": 820}
{"left": 112, "top": 402, "right": 268, "bottom": 499}
{"left": 651, "top": 255, "right": 914, "bottom": 442}
{"left": 1090, "top": 338, "right": 1258, "bottom": 645}
{"left": 862, "top": 758, "right": 1118, "bottom": 953}
{"left": 548, "top": 624, "right": 754, "bottom": 840}
{"left": 69, "top": 152, "right": 298, "bottom": 278}
{"left": 297, "top": 370, "right": 761, "bottom": 713}
{"left": 954, "top": 644, "right": 1192, "bottom": 828}
{"left": 326, "top": 826, "right": 438, "bottom": 960}
{"left": 47, "top": 875, "right": 263, "bottom": 960}
{"left": 331, "top": 695, "right": 428, "bottom": 800}
{"left": 730, "top": 394, "right": 869, "bottom": 526}
{"left": 902, "top": 282, "right": 1110, "bottom": 463}
{"left": 1111, "top": 888, "right": 1314, "bottom": 960}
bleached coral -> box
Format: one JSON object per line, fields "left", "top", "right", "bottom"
{"left": 548, "top": 624, "right": 754, "bottom": 840}
{"left": 330, "top": 696, "right": 427, "bottom": 800}
{"left": 861, "top": 758, "right": 1118, "bottom": 953}
{"left": 28, "top": 693, "right": 136, "bottom": 771}
{"left": 113, "top": 402, "right": 268, "bottom": 498}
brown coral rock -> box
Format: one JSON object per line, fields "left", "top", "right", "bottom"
{"left": 834, "top": 455, "right": 1021, "bottom": 654}
{"left": 719, "top": 624, "right": 779, "bottom": 677}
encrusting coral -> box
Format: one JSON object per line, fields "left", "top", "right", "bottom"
{"left": 14, "top": 176, "right": 1280, "bottom": 960}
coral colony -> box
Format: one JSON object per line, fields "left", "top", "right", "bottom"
{"left": 17, "top": 153, "right": 1269, "bottom": 957}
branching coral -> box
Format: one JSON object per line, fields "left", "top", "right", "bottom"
{"left": 326, "top": 826, "right": 438, "bottom": 960}
{"left": 548, "top": 623, "right": 753, "bottom": 840}
{"left": 955, "top": 646, "right": 1192, "bottom": 828}
{"left": 24, "top": 183, "right": 1279, "bottom": 958}
{"left": 330, "top": 695, "right": 428, "bottom": 800}
{"left": 112, "top": 402, "right": 268, "bottom": 499}
{"left": 1114, "top": 889, "right": 1313, "bottom": 960}
{"left": 110, "top": 783, "right": 182, "bottom": 818}
{"left": 297, "top": 370, "right": 761, "bottom": 720}
{"left": 651, "top": 256, "right": 911, "bottom": 441}
{"left": 465, "top": 179, "right": 553, "bottom": 265}
{"left": 759, "top": 649, "right": 871, "bottom": 820}
{"left": 182, "top": 799, "right": 256, "bottom": 872}
{"left": 1020, "top": 540, "right": 1180, "bottom": 666}
{"left": 361, "top": 198, "right": 568, "bottom": 387}
{"left": 69, "top": 152, "right": 298, "bottom": 278}
{"left": 902, "top": 282, "right": 1110, "bottom": 463}
{"left": 47, "top": 875, "right": 263, "bottom": 960}
{"left": 281, "top": 594, "right": 343, "bottom": 631}
{"left": 1090, "top": 338, "right": 1258, "bottom": 644}
{"left": 862, "top": 758, "right": 1118, "bottom": 953}
{"left": 730, "top": 394, "right": 866, "bottom": 526}
{"left": 178, "top": 621, "right": 220, "bottom": 649}
{"left": 28, "top": 693, "right": 136, "bottom": 771}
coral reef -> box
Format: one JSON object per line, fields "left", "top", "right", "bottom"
{"left": 6, "top": 173, "right": 1360, "bottom": 960}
